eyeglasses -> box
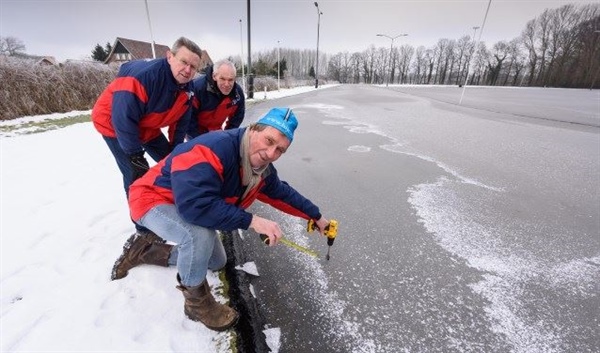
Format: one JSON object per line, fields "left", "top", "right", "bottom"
{"left": 174, "top": 55, "right": 199, "bottom": 72}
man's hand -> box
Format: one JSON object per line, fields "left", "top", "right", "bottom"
{"left": 315, "top": 217, "right": 330, "bottom": 236}
{"left": 250, "top": 215, "right": 282, "bottom": 246}
{"left": 128, "top": 151, "right": 149, "bottom": 181}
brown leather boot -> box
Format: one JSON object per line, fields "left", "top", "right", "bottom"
{"left": 176, "top": 275, "right": 239, "bottom": 331}
{"left": 111, "top": 232, "right": 172, "bottom": 280}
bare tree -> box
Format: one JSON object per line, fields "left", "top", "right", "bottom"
{"left": 535, "top": 9, "right": 552, "bottom": 84}
{"left": 350, "top": 52, "right": 362, "bottom": 83}
{"left": 328, "top": 51, "right": 354, "bottom": 83}
{"left": 546, "top": 5, "right": 579, "bottom": 85}
{"left": 502, "top": 38, "right": 525, "bottom": 86}
{"left": 573, "top": 5, "right": 600, "bottom": 88}
{"left": 375, "top": 46, "right": 389, "bottom": 84}
{"left": 398, "top": 44, "right": 414, "bottom": 84}
{"left": 0, "top": 36, "right": 26, "bottom": 56}
{"left": 454, "top": 35, "right": 472, "bottom": 85}
{"left": 411, "top": 46, "right": 426, "bottom": 84}
{"left": 441, "top": 39, "right": 457, "bottom": 84}
{"left": 470, "top": 42, "right": 489, "bottom": 85}
{"left": 425, "top": 48, "right": 435, "bottom": 84}
{"left": 521, "top": 19, "right": 540, "bottom": 85}
{"left": 339, "top": 51, "right": 353, "bottom": 84}
{"left": 361, "top": 45, "right": 379, "bottom": 84}
{"left": 487, "top": 41, "right": 509, "bottom": 85}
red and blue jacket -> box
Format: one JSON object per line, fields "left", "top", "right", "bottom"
{"left": 129, "top": 128, "right": 321, "bottom": 231}
{"left": 187, "top": 65, "right": 245, "bottom": 138}
{"left": 92, "top": 58, "right": 194, "bottom": 155}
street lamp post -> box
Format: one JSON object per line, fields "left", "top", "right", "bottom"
{"left": 376, "top": 33, "right": 408, "bottom": 86}
{"left": 143, "top": 0, "right": 156, "bottom": 58}
{"left": 314, "top": 2, "right": 322, "bottom": 88}
{"left": 239, "top": 19, "right": 246, "bottom": 93}
{"left": 460, "top": 0, "right": 492, "bottom": 105}
{"left": 462, "top": 26, "right": 479, "bottom": 87}
{"left": 277, "top": 40, "right": 281, "bottom": 91}
{"left": 459, "top": 26, "right": 481, "bottom": 104}
{"left": 247, "top": 0, "right": 254, "bottom": 99}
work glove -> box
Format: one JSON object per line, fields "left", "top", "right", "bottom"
{"left": 128, "top": 151, "right": 149, "bottom": 181}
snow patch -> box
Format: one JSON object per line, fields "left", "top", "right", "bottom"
{"left": 263, "top": 327, "right": 281, "bottom": 353}
{"left": 235, "top": 262, "right": 260, "bottom": 277}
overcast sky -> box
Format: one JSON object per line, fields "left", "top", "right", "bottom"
{"left": 0, "top": 0, "right": 594, "bottom": 62}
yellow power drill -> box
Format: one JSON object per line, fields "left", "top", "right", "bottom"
{"left": 307, "top": 219, "right": 338, "bottom": 260}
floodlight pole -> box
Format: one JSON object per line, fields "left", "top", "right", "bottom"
{"left": 144, "top": 0, "right": 156, "bottom": 58}
{"left": 239, "top": 19, "right": 246, "bottom": 93}
{"left": 314, "top": 2, "right": 322, "bottom": 88}
{"left": 247, "top": 0, "right": 254, "bottom": 98}
{"left": 277, "top": 40, "right": 281, "bottom": 91}
{"left": 460, "top": 0, "right": 492, "bottom": 104}
{"left": 461, "top": 26, "right": 480, "bottom": 87}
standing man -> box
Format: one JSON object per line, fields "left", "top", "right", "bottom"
{"left": 187, "top": 59, "right": 245, "bottom": 138}
{"left": 92, "top": 36, "right": 203, "bottom": 238}
{"left": 112, "top": 107, "right": 331, "bottom": 332}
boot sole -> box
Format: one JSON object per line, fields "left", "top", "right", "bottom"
{"left": 185, "top": 311, "right": 240, "bottom": 332}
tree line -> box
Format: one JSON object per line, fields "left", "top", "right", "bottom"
{"left": 232, "top": 3, "right": 599, "bottom": 89}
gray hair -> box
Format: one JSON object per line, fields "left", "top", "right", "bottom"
{"left": 171, "top": 37, "right": 203, "bottom": 60}
{"left": 214, "top": 59, "right": 236, "bottom": 74}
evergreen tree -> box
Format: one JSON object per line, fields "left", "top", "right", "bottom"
{"left": 272, "top": 58, "right": 287, "bottom": 77}
{"left": 104, "top": 42, "right": 112, "bottom": 57}
{"left": 91, "top": 44, "right": 105, "bottom": 61}
{"left": 91, "top": 41, "right": 112, "bottom": 62}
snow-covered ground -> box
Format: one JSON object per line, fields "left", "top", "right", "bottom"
{"left": 0, "top": 85, "right": 336, "bottom": 353}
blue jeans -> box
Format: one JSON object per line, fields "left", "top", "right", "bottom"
{"left": 138, "top": 204, "right": 227, "bottom": 287}
{"left": 102, "top": 134, "right": 171, "bottom": 231}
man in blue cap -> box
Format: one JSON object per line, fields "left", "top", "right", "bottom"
{"left": 112, "top": 107, "right": 331, "bottom": 332}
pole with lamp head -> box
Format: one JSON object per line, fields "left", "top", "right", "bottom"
{"left": 460, "top": 0, "right": 492, "bottom": 105}
{"left": 460, "top": 26, "right": 479, "bottom": 92}
{"left": 314, "top": 2, "right": 322, "bottom": 88}
{"left": 376, "top": 33, "right": 408, "bottom": 86}
{"left": 247, "top": 0, "right": 254, "bottom": 99}
{"left": 143, "top": 0, "right": 156, "bottom": 59}
{"left": 239, "top": 19, "right": 246, "bottom": 93}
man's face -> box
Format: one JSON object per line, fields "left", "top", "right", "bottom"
{"left": 248, "top": 127, "right": 291, "bottom": 169}
{"left": 213, "top": 64, "right": 236, "bottom": 95}
{"left": 167, "top": 47, "right": 201, "bottom": 85}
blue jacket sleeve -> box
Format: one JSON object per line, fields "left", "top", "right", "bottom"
{"left": 227, "top": 85, "right": 245, "bottom": 129}
{"left": 260, "top": 166, "right": 321, "bottom": 220}
{"left": 112, "top": 90, "right": 145, "bottom": 155}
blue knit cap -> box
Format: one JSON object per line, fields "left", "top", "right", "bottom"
{"left": 256, "top": 107, "right": 298, "bottom": 142}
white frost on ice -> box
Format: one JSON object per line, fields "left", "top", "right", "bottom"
{"left": 348, "top": 145, "right": 371, "bottom": 152}
{"left": 406, "top": 176, "right": 599, "bottom": 353}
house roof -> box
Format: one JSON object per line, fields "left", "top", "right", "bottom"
{"left": 105, "top": 37, "right": 213, "bottom": 71}
{"left": 114, "top": 37, "right": 171, "bottom": 60}
{"left": 11, "top": 53, "right": 57, "bottom": 65}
